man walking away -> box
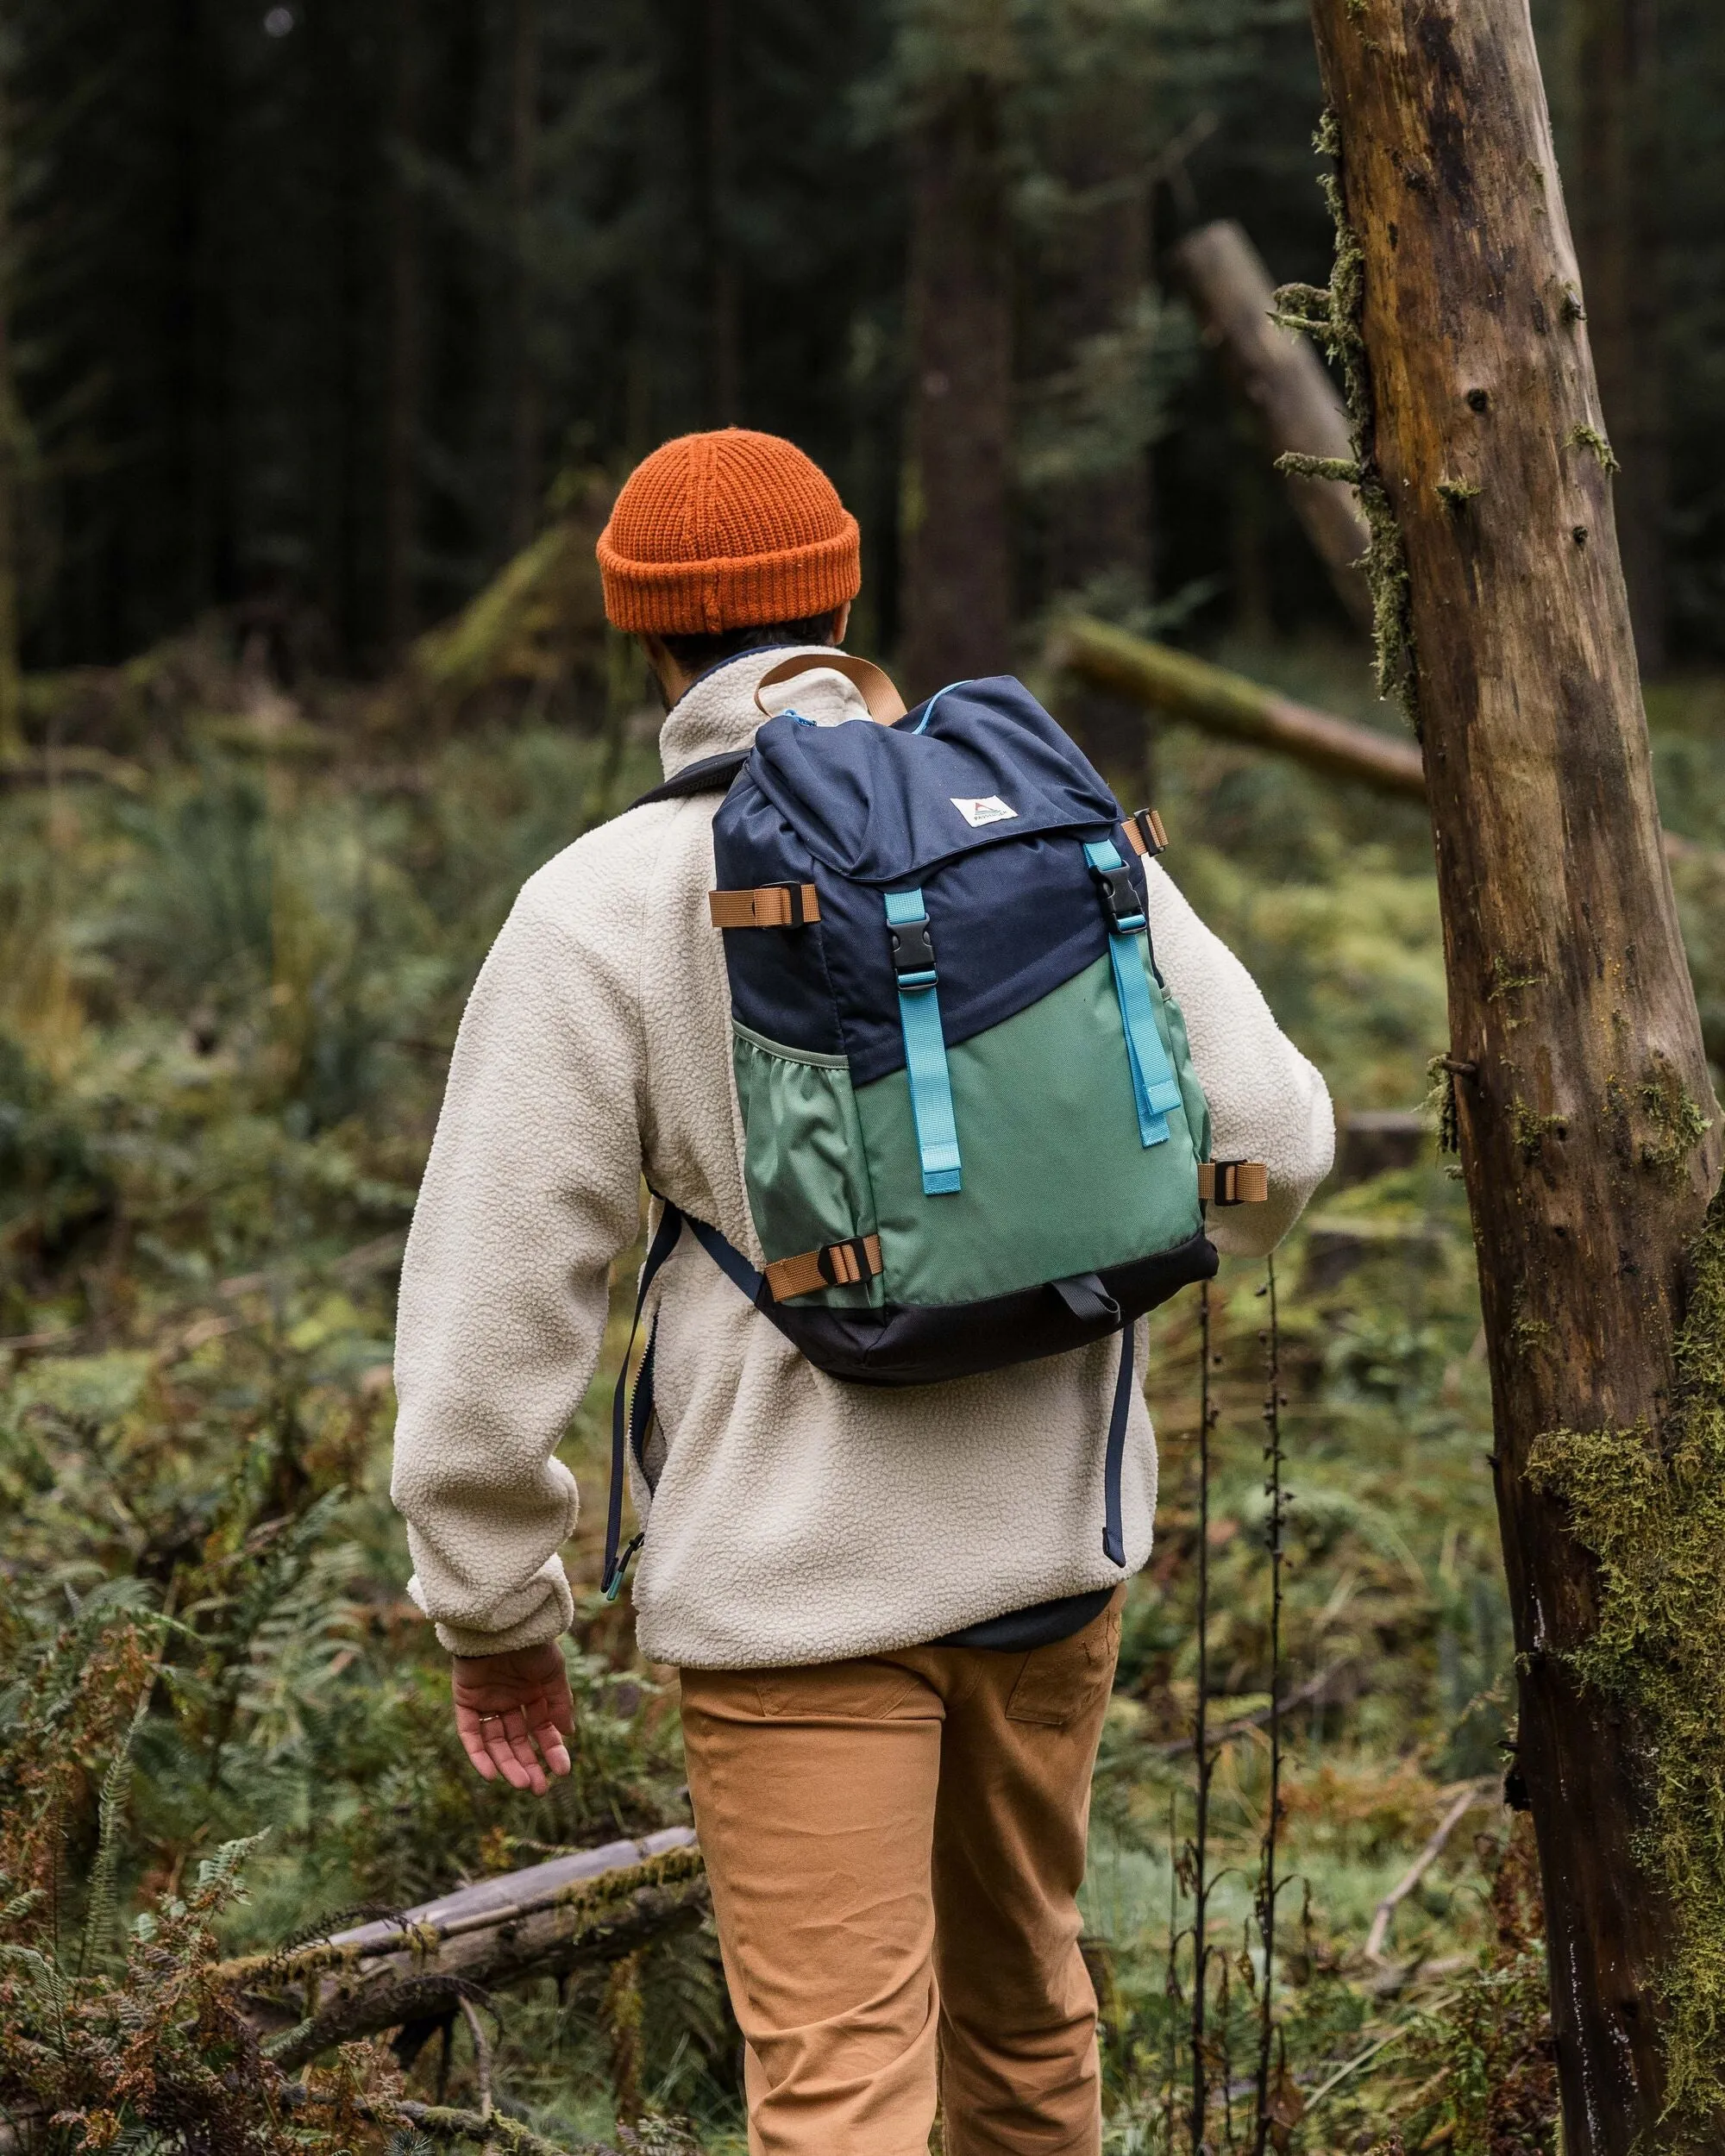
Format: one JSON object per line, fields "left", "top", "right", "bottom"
{"left": 392, "top": 428, "right": 1333, "bottom": 2155}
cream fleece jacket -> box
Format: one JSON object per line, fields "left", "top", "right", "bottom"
{"left": 391, "top": 645, "right": 1334, "bottom": 1670}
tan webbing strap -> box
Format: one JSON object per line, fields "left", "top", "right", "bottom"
{"left": 1199, "top": 1160, "right": 1269, "bottom": 1206}
{"left": 1122, "top": 808, "right": 1169, "bottom": 859}
{"left": 754, "top": 651, "right": 908, "bottom": 725}
{"left": 708, "top": 884, "right": 822, "bottom": 930}
{"left": 764, "top": 1232, "right": 884, "bottom": 1303}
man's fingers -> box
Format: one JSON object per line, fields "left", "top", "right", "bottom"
{"left": 503, "top": 1715, "right": 548, "bottom": 1795}
{"left": 532, "top": 1715, "right": 573, "bottom": 1776}
{"left": 485, "top": 1722, "right": 533, "bottom": 1790}
{"left": 460, "top": 1726, "right": 499, "bottom": 1781}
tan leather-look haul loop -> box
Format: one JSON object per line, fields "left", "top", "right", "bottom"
{"left": 753, "top": 651, "right": 908, "bottom": 726}
{"left": 709, "top": 884, "right": 822, "bottom": 930}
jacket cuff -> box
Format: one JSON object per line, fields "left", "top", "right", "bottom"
{"left": 408, "top": 1556, "right": 577, "bottom": 1659}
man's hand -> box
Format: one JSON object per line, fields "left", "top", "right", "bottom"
{"left": 452, "top": 1640, "right": 575, "bottom": 1795}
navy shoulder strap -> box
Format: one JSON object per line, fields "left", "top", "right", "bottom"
{"left": 600, "top": 1200, "right": 768, "bottom": 1602}
{"left": 629, "top": 749, "right": 750, "bottom": 811}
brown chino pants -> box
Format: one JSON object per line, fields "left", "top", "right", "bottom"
{"left": 678, "top": 1591, "right": 1123, "bottom": 2156}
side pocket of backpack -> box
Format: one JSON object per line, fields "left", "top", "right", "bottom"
{"left": 1157, "top": 987, "right": 1214, "bottom": 1164}
{"left": 731, "top": 1020, "right": 882, "bottom": 1307}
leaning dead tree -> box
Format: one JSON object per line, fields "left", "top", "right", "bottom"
{"left": 1169, "top": 220, "right": 1373, "bottom": 632}
{"left": 1052, "top": 614, "right": 1715, "bottom": 876}
{"left": 217, "top": 1829, "right": 705, "bottom": 2070}
{"left": 1050, "top": 613, "right": 1425, "bottom": 797}
{"left": 1298, "top": 3, "right": 1725, "bottom": 2148}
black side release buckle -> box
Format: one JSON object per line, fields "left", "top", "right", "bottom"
{"left": 1090, "top": 860, "right": 1146, "bottom": 934}
{"left": 891, "top": 918, "right": 937, "bottom": 979}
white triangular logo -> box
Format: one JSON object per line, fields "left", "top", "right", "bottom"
{"left": 950, "top": 795, "right": 1018, "bottom": 827}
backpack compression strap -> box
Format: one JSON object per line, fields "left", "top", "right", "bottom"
{"left": 1083, "top": 838, "right": 1185, "bottom": 1150}
{"left": 885, "top": 887, "right": 963, "bottom": 1196}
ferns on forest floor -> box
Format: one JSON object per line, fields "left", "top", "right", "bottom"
{"left": 19, "top": 672, "right": 1724, "bottom": 2145}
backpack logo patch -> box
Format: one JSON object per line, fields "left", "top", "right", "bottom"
{"left": 950, "top": 795, "right": 1018, "bottom": 827}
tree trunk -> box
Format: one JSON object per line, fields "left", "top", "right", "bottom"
{"left": 1569, "top": 0, "right": 1666, "bottom": 675}
{"left": 705, "top": 0, "right": 742, "bottom": 425}
{"left": 1038, "top": 102, "right": 1154, "bottom": 798}
{"left": 505, "top": 0, "right": 541, "bottom": 555}
{"left": 1170, "top": 220, "right": 1372, "bottom": 632}
{"left": 898, "top": 66, "right": 1012, "bottom": 699}
{"left": 383, "top": 0, "right": 423, "bottom": 658}
{"left": 1304, "top": 3, "right": 1720, "bottom": 2148}
{"left": 0, "top": 49, "right": 23, "bottom": 756}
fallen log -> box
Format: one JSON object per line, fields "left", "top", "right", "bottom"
{"left": 218, "top": 1827, "right": 705, "bottom": 2069}
{"left": 1170, "top": 219, "right": 1374, "bottom": 630}
{"left": 1052, "top": 615, "right": 1714, "bottom": 875}
{"left": 1051, "top": 612, "right": 1426, "bottom": 798}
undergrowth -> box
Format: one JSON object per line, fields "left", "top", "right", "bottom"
{"left": 7, "top": 644, "right": 1725, "bottom": 2148}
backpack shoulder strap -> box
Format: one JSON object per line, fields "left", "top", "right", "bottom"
{"left": 628, "top": 749, "right": 751, "bottom": 811}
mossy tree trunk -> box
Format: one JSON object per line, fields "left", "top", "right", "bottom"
{"left": 1304, "top": 2, "right": 1722, "bottom": 2147}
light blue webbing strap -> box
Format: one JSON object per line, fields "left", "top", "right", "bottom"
{"left": 884, "top": 887, "right": 962, "bottom": 1195}
{"left": 1083, "top": 839, "right": 1183, "bottom": 1150}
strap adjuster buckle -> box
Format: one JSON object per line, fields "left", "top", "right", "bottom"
{"left": 817, "top": 1236, "right": 875, "bottom": 1288}
{"left": 891, "top": 917, "right": 937, "bottom": 983}
{"left": 1131, "top": 808, "right": 1168, "bottom": 858}
{"left": 1090, "top": 860, "right": 1146, "bottom": 935}
{"left": 1199, "top": 1160, "right": 1270, "bottom": 1206}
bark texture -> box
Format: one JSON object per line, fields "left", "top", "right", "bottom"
{"left": 1170, "top": 220, "right": 1372, "bottom": 631}
{"left": 899, "top": 70, "right": 1013, "bottom": 700}
{"left": 1307, "top": 3, "right": 1720, "bottom": 2147}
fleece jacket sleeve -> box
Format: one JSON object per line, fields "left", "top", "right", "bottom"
{"left": 391, "top": 841, "right": 648, "bottom": 1658}
{"left": 1146, "top": 862, "right": 1335, "bottom": 1258}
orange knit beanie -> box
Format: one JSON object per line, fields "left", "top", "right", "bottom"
{"left": 596, "top": 429, "right": 861, "bottom": 636}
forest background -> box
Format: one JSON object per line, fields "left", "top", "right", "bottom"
{"left": 3, "top": 2, "right": 1722, "bottom": 2153}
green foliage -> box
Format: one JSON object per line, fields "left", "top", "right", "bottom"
{"left": 10, "top": 649, "right": 1725, "bottom": 2146}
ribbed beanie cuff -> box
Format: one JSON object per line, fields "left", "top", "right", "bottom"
{"left": 597, "top": 429, "right": 862, "bottom": 636}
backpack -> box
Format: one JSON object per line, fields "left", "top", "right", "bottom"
{"left": 601, "top": 656, "right": 1265, "bottom": 1600}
